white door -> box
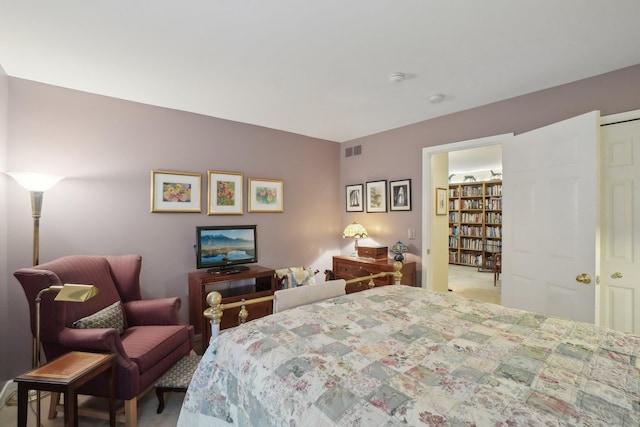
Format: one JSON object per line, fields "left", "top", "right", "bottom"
{"left": 502, "top": 111, "right": 599, "bottom": 322}
{"left": 600, "top": 114, "right": 640, "bottom": 333}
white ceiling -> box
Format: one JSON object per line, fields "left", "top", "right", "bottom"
{"left": 1, "top": 1, "right": 639, "bottom": 143}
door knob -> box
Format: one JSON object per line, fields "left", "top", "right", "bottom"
{"left": 611, "top": 272, "right": 623, "bottom": 279}
{"left": 575, "top": 273, "right": 592, "bottom": 284}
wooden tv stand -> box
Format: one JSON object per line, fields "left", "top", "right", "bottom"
{"left": 188, "top": 264, "right": 275, "bottom": 351}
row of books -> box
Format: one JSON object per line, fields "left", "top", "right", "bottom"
{"left": 449, "top": 225, "right": 483, "bottom": 236}
{"left": 460, "top": 238, "right": 484, "bottom": 250}
{"left": 449, "top": 251, "right": 483, "bottom": 266}
{"left": 460, "top": 185, "right": 483, "bottom": 197}
{"left": 486, "top": 226, "right": 502, "bottom": 238}
{"left": 485, "top": 198, "right": 502, "bottom": 210}
{"left": 484, "top": 240, "right": 502, "bottom": 252}
{"left": 485, "top": 212, "right": 502, "bottom": 223}
{"left": 460, "top": 213, "right": 483, "bottom": 223}
{"left": 485, "top": 184, "right": 502, "bottom": 196}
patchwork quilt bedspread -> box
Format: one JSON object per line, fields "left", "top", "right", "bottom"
{"left": 178, "top": 285, "right": 640, "bottom": 426}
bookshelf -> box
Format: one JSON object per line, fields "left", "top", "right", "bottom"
{"left": 448, "top": 180, "right": 502, "bottom": 270}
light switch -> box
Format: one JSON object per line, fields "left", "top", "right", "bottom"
{"left": 408, "top": 228, "right": 416, "bottom": 240}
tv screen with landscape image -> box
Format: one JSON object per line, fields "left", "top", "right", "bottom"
{"left": 196, "top": 225, "right": 257, "bottom": 273}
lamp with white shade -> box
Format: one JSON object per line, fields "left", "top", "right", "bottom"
{"left": 6, "top": 172, "right": 65, "bottom": 266}
{"left": 343, "top": 221, "right": 368, "bottom": 257}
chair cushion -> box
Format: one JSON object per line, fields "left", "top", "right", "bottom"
{"left": 72, "top": 301, "right": 125, "bottom": 334}
{"left": 121, "top": 325, "right": 192, "bottom": 374}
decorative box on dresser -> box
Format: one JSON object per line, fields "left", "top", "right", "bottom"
{"left": 188, "top": 265, "right": 276, "bottom": 351}
{"left": 332, "top": 255, "right": 417, "bottom": 294}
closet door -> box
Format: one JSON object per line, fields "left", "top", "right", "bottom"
{"left": 600, "top": 114, "right": 640, "bottom": 333}
{"left": 502, "top": 111, "right": 599, "bottom": 323}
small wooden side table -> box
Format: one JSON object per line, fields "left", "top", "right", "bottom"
{"left": 15, "top": 351, "right": 117, "bottom": 427}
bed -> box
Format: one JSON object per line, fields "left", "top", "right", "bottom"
{"left": 177, "top": 272, "right": 640, "bottom": 426}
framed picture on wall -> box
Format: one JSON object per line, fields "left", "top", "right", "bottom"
{"left": 207, "top": 170, "right": 243, "bottom": 215}
{"left": 435, "top": 187, "right": 447, "bottom": 215}
{"left": 389, "top": 179, "right": 411, "bottom": 211}
{"left": 345, "top": 184, "right": 364, "bottom": 212}
{"left": 150, "top": 170, "right": 202, "bottom": 213}
{"left": 248, "top": 178, "right": 284, "bottom": 212}
{"left": 366, "top": 180, "right": 387, "bottom": 213}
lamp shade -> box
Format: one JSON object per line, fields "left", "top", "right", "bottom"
{"left": 390, "top": 241, "right": 409, "bottom": 261}
{"left": 54, "top": 284, "right": 100, "bottom": 302}
{"left": 6, "top": 172, "right": 65, "bottom": 192}
{"left": 343, "top": 222, "right": 368, "bottom": 239}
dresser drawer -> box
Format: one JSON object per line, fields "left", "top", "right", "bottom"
{"left": 335, "top": 260, "right": 372, "bottom": 279}
{"left": 332, "top": 255, "right": 417, "bottom": 290}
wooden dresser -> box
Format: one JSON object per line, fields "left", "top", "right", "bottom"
{"left": 188, "top": 265, "right": 275, "bottom": 350}
{"left": 332, "top": 255, "right": 416, "bottom": 293}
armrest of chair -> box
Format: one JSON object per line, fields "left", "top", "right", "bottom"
{"left": 58, "top": 327, "right": 130, "bottom": 361}
{"left": 123, "top": 297, "right": 183, "bottom": 326}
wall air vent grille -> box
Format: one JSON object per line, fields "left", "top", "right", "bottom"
{"left": 345, "top": 145, "right": 362, "bottom": 158}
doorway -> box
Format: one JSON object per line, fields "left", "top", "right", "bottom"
{"left": 447, "top": 145, "right": 502, "bottom": 304}
{"left": 421, "top": 133, "right": 512, "bottom": 296}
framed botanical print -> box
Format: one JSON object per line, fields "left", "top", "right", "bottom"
{"left": 207, "top": 170, "right": 243, "bottom": 215}
{"left": 248, "top": 178, "right": 284, "bottom": 212}
{"left": 390, "top": 179, "right": 411, "bottom": 211}
{"left": 150, "top": 170, "right": 201, "bottom": 213}
{"left": 366, "top": 180, "right": 387, "bottom": 213}
{"left": 345, "top": 184, "right": 364, "bottom": 212}
{"left": 436, "top": 187, "right": 448, "bottom": 215}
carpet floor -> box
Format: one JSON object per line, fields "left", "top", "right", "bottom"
{"left": 448, "top": 263, "right": 501, "bottom": 305}
{"left": 0, "top": 385, "right": 182, "bottom": 426}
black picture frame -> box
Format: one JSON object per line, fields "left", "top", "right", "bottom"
{"left": 345, "top": 184, "right": 364, "bottom": 212}
{"left": 366, "top": 180, "right": 387, "bottom": 213}
{"left": 390, "top": 179, "right": 411, "bottom": 211}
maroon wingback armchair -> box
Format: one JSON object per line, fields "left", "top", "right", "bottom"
{"left": 14, "top": 254, "right": 194, "bottom": 427}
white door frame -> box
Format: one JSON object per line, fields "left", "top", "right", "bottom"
{"left": 421, "top": 133, "right": 513, "bottom": 290}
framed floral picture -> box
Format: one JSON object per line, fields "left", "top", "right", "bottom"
{"left": 150, "top": 170, "right": 202, "bottom": 213}
{"left": 390, "top": 179, "right": 411, "bottom": 211}
{"left": 345, "top": 184, "right": 364, "bottom": 212}
{"left": 207, "top": 170, "right": 243, "bottom": 215}
{"left": 366, "top": 180, "right": 387, "bottom": 213}
{"left": 248, "top": 178, "right": 284, "bottom": 212}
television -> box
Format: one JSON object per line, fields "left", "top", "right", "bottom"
{"left": 196, "top": 225, "right": 258, "bottom": 273}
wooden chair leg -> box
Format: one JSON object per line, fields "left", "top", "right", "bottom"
{"left": 124, "top": 397, "right": 137, "bottom": 427}
{"left": 48, "top": 392, "right": 60, "bottom": 419}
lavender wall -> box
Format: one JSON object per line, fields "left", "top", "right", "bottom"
{"left": 340, "top": 64, "right": 640, "bottom": 280}
{"left": 2, "top": 63, "right": 640, "bottom": 383}
{"left": 2, "top": 79, "right": 341, "bottom": 380}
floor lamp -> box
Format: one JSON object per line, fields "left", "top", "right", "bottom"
{"left": 5, "top": 172, "right": 64, "bottom": 410}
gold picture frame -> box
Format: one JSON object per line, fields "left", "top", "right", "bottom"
{"left": 248, "top": 178, "right": 284, "bottom": 212}
{"left": 207, "top": 170, "right": 243, "bottom": 215}
{"left": 150, "top": 170, "right": 202, "bottom": 213}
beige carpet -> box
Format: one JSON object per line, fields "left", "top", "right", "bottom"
{"left": 0, "top": 384, "right": 182, "bottom": 426}
{"left": 448, "top": 263, "right": 501, "bottom": 305}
